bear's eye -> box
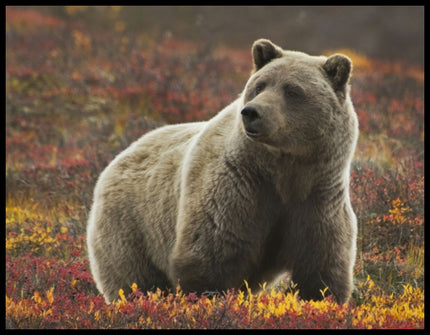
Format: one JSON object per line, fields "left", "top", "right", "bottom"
{"left": 286, "top": 90, "right": 298, "bottom": 98}
{"left": 284, "top": 84, "right": 303, "bottom": 99}
{"left": 255, "top": 83, "right": 266, "bottom": 95}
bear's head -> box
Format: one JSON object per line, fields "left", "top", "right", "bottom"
{"left": 241, "top": 39, "right": 357, "bottom": 158}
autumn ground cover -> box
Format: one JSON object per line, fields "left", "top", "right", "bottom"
{"left": 5, "top": 7, "right": 424, "bottom": 329}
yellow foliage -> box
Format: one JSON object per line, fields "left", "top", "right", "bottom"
{"left": 72, "top": 30, "right": 91, "bottom": 51}
{"left": 6, "top": 196, "right": 87, "bottom": 258}
{"left": 118, "top": 288, "right": 126, "bottom": 305}
{"left": 46, "top": 287, "right": 54, "bottom": 305}
{"left": 7, "top": 226, "right": 57, "bottom": 253}
{"left": 131, "top": 283, "right": 138, "bottom": 293}
{"left": 115, "top": 21, "right": 126, "bottom": 33}
{"left": 33, "top": 291, "right": 42, "bottom": 304}
{"left": 65, "top": 6, "right": 89, "bottom": 15}
{"left": 49, "top": 146, "right": 57, "bottom": 166}
{"left": 389, "top": 198, "right": 412, "bottom": 224}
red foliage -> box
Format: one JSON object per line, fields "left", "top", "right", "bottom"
{"left": 6, "top": 7, "right": 65, "bottom": 29}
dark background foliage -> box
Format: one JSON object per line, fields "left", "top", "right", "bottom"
{"left": 40, "top": 5, "right": 424, "bottom": 65}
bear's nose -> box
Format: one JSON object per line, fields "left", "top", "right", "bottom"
{"left": 241, "top": 106, "right": 261, "bottom": 123}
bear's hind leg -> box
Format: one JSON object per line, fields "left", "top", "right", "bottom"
{"left": 96, "top": 254, "right": 172, "bottom": 303}
{"left": 90, "top": 234, "right": 172, "bottom": 303}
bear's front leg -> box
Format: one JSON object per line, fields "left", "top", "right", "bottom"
{"left": 288, "top": 201, "right": 357, "bottom": 304}
{"left": 292, "top": 254, "right": 354, "bottom": 304}
{"left": 290, "top": 228, "right": 355, "bottom": 304}
{"left": 169, "top": 220, "right": 263, "bottom": 293}
{"left": 170, "top": 149, "right": 281, "bottom": 293}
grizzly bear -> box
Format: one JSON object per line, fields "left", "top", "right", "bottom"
{"left": 87, "top": 39, "right": 359, "bottom": 304}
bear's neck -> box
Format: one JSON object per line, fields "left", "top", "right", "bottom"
{"left": 234, "top": 138, "right": 351, "bottom": 207}
{"left": 275, "top": 156, "right": 351, "bottom": 212}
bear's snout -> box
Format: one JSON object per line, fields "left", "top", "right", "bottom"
{"left": 241, "top": 105, "right": 262, "bottom": 137}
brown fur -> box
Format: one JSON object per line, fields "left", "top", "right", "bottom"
{"left": 87, "top": 39, "right": 359, "bottom": 304}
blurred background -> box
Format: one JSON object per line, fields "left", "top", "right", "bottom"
{"left": 38, "top": 6, "right": 424, "bottom": 65}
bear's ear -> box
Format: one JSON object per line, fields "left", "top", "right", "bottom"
{"left": 252, "top": 39, "right": 284, "bottom": 71}
{"left": 322, "top": 54, "right": 352, "bottom": 91}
